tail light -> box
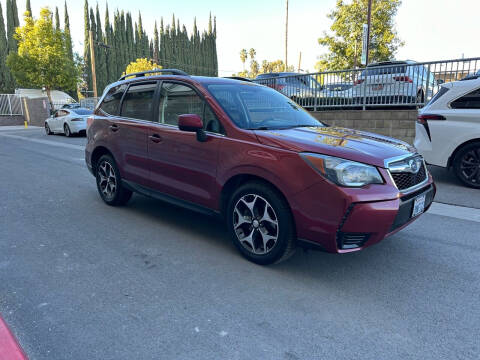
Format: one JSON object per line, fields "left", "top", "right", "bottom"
{"left": 71, "top": 118, "right": 83, "bottom": 122}
{"left": 417, "top": 114, "right": 446, "bottom": 124}
{"left": 353, "top": 79, "right": 364, "bottom": 85}
{"left": 86, "top": 116, "right": 94, "bottom": 129}
{"left": 394, "top": 76, "right": 413, "bottom": 83}
{"left": 274, "top": 84, "right": 286, "bottom": 91}
{"left": 417, "top": 114, "right": 445, "bottom": 142}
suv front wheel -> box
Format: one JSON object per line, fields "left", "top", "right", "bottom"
{"left": 96, "top": 154, "right": 133, "bottom": 205}
{"left": 226, "top": 182, "right": 296, "bottom": 265}
{"left": 453, "top": 142, "right": 480, "bottom": 188}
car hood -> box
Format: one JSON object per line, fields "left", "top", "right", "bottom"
{"left": 254, "top": 126, "right": 416, "bottom": 168}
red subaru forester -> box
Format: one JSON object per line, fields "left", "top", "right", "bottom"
{"left": 85, "top": 69, "right": 435, "bottom": 265}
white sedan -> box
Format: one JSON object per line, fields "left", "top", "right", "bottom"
{"left": 414, "top": 75, "right": 480, "bottom": 188}
{"left": 45, "top": 108, "right": 93, "bottom": 137}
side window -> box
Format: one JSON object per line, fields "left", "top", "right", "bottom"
{"left": 121, "top": 82, "right": 157, "bottom": 121}
{"left": 450, "top": 88, "right": 480, "bottom": 109}
{"left": 99, "top": 84, "right": 127, "bottom": 116}
{"left": 158, "top": 83, "right": 203, "bottom": 126}
{"left": 56, "top": 110, "right": 67, "bottom": 117}
{"left": 158, "top": 82, "right": 224, "bottom": 134}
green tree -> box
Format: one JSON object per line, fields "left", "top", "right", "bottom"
{"left": 0, "top": 2, "right": 12, "bottom": 92}
{"left": 54, "top": 6, "right": 60, "bottom": 30}
{"left": 25, "top": 0, "right": 32, "bottom": 16}
{"left": 317, "top": 0, "right": 403, "bottom": 71}
{"left": 64, "top": 1, "right": 73, "bottom": 61}
{"left": 83, "top": 0, "right": 92, "bottom": 92}
{"left": 6, "top": 8, "right": 78, "bottom": 108}
{"left": 153, "top": 21, "right": 159, "bottom": 63}
{"left": 6, "top": 0, "right": 19, "bottom": 53}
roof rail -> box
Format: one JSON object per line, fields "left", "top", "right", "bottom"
{"left": 118, "top": 68, "right": 188, "bottom": 81}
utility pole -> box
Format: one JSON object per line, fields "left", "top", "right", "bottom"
{"left": 365, "top": 0, "right": 373, "bottom": 66}
{"left": 297, "top": 51, "right": 302, "bottom": 72}
{"left": 285, "top": 0, "right": 288, "bottom": 71}
{"left": 89, "top": 30, "right": 98, "bottom": 98}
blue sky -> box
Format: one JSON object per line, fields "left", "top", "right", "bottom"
{"left": 2, "top": 0, "right": 480, "bottom": 76}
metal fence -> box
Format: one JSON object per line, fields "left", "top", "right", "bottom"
{"left": 50, "top": 97, "right": 99, "bottom": 113}
{"left": 253, "top": 57, "right": 480, "bottom": 110}
{"left": 0, "top": 94, "right": 24, "bottom": 116}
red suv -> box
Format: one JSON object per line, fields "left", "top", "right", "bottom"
{"left": 85, "top": 69, "right": 435, "bottom": 265}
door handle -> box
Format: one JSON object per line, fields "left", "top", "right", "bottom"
{"left": 149, "top": 134, "right": 163, "bottom": 143}
{"left": 109, "top": 124, "right": 119, "bottom": 132}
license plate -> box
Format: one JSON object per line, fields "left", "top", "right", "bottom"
{"left": 372, "top": 84, "right": 384, "bottom": 91}
{"left": 412, "top": 194, "right": 426, "bottom": 217}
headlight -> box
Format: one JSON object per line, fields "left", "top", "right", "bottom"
{"left": 300, "top": 153, "right": 384, "bottom": 187}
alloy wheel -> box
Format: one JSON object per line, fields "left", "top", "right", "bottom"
{"left": 459, "top": 148, "right": 480, "bottom": 185}
{"left": 233, "top": 194, "right": 279, "bottom": 255}
{"left": 64, "top": 124, "right": 70, "bottom": 137}
{"left": 98, "top": 160, "right": 117, "bottom": 200}
{"left": 45, "top": 123, "right": 50, "bottom": 135}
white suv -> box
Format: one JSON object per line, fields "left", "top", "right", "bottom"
{"left": 414, "top": 76, "right": 480, "bottom": 188}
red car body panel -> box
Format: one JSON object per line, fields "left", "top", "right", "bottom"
{"left": 86, "top": 75, "right": 435, "bottom": 254}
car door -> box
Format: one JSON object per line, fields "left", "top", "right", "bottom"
{"left": 146, "top": 81, "right": 223, "bottom": 209}
{"left": 97, "top": 81, "right": 156, "bottom": 187}
{"left": 53, "top": 110, "right": 66, "bottom": 131}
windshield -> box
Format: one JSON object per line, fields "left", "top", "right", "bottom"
{"left": 207, "top": 84, "right": 324, "bottom": 130}
{"left": 71, "top": 108, "right": 93, "bottom": 115}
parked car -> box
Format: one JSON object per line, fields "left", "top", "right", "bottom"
{"left": 318, "top": 82, "right": 353, "bottom": 106}
{"left": 85, "top": 69, "right": 435, "bottom": 265}
{"left": 415, "top": 76, "right": 480, "bottom": 188}
{"left": 61, "top": 103, "right": 81, "bottom": 109}
{"left": 352, "top": 60, "right": 439, "bottom": 105}
{"left": 255, "top": 72, "right": 321, "bottom": 109}
{"left": 461, "top": 69, "right": 480, "bottom": 81}
{"left": 45, "top": 107, "right": 93, "bottom": 137}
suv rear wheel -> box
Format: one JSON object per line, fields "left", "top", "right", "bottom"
{"left": 226, "top": 181, "right": 296, "bottom": 265}
{"left": 96, "top": 154, "right": 133, "bottom": 205}
{"left": 453, "top": 142, "right": 480, "bottom": 188}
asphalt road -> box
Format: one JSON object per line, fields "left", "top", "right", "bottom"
{"left": 1, "top": 127, "right": 479, "bottom": 360}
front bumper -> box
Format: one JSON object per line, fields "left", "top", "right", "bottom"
{"left": 293, "top": 174, "right": 436, "bottom": 253}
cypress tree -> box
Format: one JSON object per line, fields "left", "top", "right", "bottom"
{"left": 6, "top": 0, "right": 19, "bottom": 53}
{"left": 55, "top": 6, "right": 60, "bottom": 31}
{"left": 64, "top": 1, "right": 73, "bottom": 61}
{"left": 95, "top": 4, "right": 107, "bottom": 93}
{"left": 153, "top": 21, "right": 159, "bottom": 64}
{"left": 104, "top": 3, "right": 116, "bottom": 83}
{"left": 0, "top": 2, "right": 11, "bottom": 92}
{"left": 84, "top": 0, "right": 92, "bottom": 93}
{"left": 25, "top": 0, "right": 32, "bottom": 17}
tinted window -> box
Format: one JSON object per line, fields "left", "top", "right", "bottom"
{"left": 207, "top": 83, "right": 324, "bottom": 130}
{"left": 158, "top": 82, "right": 224, "bottom": 134}
{"left": 71, "top": 108, "right": 93, "bottom": 115}
{"left": 426, "top": 86, "right": 449, "bottom": 106}
{"left": 362, "top": 65, "right": 407, "bottom": 76}
{"left": 99, "top": 84, "right": 127, "bottom": 116}
{"left": 450, "top": 88, "right": 480, "bottom": 109}
{"left": 121, "top": 82, "right": 157, "bottom": 120}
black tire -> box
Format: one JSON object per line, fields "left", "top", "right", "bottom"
{"left": 452, "top": 142, "right": 480, "bottom": 188}
{"left": 95, "top": 154, "right": 133, "bottom": 206}
{"left": 64, "top": 123, "right": 72, "bottom": 137}
{"left": 45, "top": 123, "right": 52, "bottom": 135}
{"left": 226, "top": 181, "right": 296, "bottom": 265}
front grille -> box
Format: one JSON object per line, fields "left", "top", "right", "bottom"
{"left": 337, "top": 232, "right": 371, "bottom": 250}
{"left": 391, "top": 164, "right": 427, "bottom": 190}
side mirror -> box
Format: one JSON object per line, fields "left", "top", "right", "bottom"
{"left": 178, "top": 114, "right": 207, "bottom": 142}
{"left": 436, "top": 79, "right": 444, "bottom": 85}
{"left": 178, "top": 114, "right": 203, "bottom": 131}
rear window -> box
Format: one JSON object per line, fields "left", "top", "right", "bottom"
{"left": 99, "top": 84, "right": 127, "bottom": 116}
{"left": 450, "top": 87, "right": 480, "bottom": 109}
{"left": 362, "top": 65, "right": 407, "bottom": 76}
{"left": 71, "top": 109, "right": 93, "bottom": 115}
{"left": 426, "top": 86, "right": 449, "bottom": 106}
{"left": 121, "top": 82, "right": 157, "bottom": 121}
